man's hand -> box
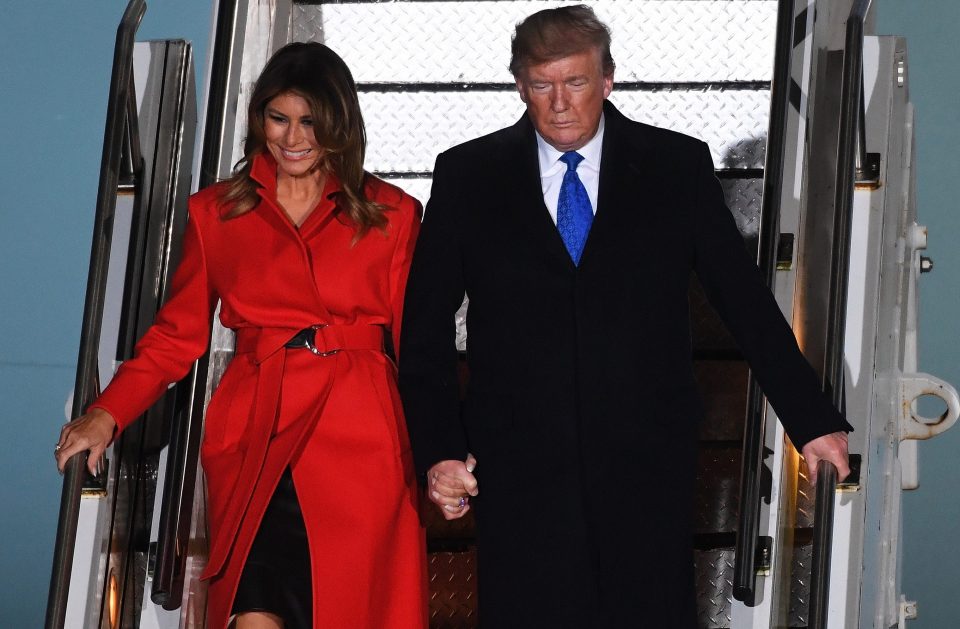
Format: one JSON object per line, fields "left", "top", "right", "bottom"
{"left": 800, "top": 431, "right": 850, "bottom": 484}
{"left": 427, "top": 454, "right": 478, "bottom": 520}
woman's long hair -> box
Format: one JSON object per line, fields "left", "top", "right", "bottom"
{"left": 219, "top": 42, "right": 386, "bottom": 236}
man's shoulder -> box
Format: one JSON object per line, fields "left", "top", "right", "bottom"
{"left": 437, "top": 124, "right": 522, "bottom": 164}
{"left": 613, "top": 113, "right": 706, "bottom": 155}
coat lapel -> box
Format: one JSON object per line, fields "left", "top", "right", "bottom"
{"left": 579, "top": 101, "right": 652, "bottom": 268}
{"left": 500, "top": 115, "right": 578, "bottom": 271}
{"left": 501, "top": 102, "right": 653, "bottom": 272}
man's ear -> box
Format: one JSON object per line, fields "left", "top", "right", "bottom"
{"left": 515, "top": 78, "right": 528, "bottom": 104}
{"left": 602, "top": 72, "right": 614, "bottom": 100}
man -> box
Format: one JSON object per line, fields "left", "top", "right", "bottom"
{"left": 399, "top": 6, "right": 851, "bottom": 627}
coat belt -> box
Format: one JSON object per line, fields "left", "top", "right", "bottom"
{"left": 202, "top": 323, "right": 382, "bottom": 580}
{"left": 234, "top": 323, "right": 384, "bottom": 363}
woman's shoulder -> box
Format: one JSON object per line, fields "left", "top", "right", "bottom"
{"left": 187, "top": 182, "right": 246, "bottom": 229}
{"left": 188, "top": 182, "right": 230, "bottom": 215}
{"left": 364, "top": 174, "right": 422, "bottom": 217}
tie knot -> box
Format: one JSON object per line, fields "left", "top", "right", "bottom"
{"left": 560, "top": 151, "right": 584, "bottom": 172}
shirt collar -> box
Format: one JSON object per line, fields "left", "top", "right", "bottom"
{"left": 536, "top": 113, "right": 605, "bottom": 176}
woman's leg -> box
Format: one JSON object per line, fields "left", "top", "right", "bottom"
{"left": 233, "top": 611, "right": 284, "bottom": 628}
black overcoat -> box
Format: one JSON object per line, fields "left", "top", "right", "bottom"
{"left": 399, "top": 101, "right": 851, "bottom": 628}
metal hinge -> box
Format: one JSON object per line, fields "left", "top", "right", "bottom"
{"left": 838, "top": 453, "right": 862, "bottom": 491}
{"left": 755, "top": 536, "right": 773, "bottom": 575}
{"left": 775, "top": 233, "right": 794, "bottom": 270}
{"left": 899, "top": 597, "right": 918, "bottom": 627}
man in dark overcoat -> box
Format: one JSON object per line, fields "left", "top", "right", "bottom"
{"left": 399, "top": 5, "right": 852, "bottom": 627}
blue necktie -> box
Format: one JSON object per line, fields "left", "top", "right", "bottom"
{"left": 556, "top": 151, "right": 593, "bottom": 266}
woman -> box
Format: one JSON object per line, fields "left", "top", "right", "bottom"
{"left": 54, "top": 42, "right": 427, "bottom": 628}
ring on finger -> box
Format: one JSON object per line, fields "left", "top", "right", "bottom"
{"left": 458, "top": 496, "right": 467, "bottom": 508}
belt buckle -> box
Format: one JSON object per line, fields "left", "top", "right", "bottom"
{"left": 306, "top": 324, "right": 341, "bottom": 357}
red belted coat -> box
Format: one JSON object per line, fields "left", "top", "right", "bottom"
{"left": 92, "top": 153, "right": 428, "bottom": 628}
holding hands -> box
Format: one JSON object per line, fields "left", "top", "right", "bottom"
{"left": 427, "top": 453, "right": 478, "bottom": 520}
{"left": 54, "top": 408, "right": 116, "bottom": 475}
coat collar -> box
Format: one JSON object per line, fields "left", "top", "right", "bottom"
{"left": 502, "top": 100, "right": 650, "bottom": 271}
{"left": 249, "top": 152, "right": 344, "bottom": 240}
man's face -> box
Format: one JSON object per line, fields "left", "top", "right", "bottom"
{"left": 515, "top": 48, "right": 613, "bottom": 152}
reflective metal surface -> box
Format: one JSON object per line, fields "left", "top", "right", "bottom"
{"left": 361, "top": 89, "right": 769, "bottom": 174}
{"left": 694, "top": 548, "right": 735, "bottom": 629}
{"left": 296, "top": 1, "right": 776, "bottom": 84}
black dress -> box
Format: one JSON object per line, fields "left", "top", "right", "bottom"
{"left": 231, "top": 468, "right": 312, "bottom": 627}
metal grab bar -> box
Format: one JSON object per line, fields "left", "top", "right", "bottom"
{"left": 45, "top": 2, "right": 146, "bottom": 628}
{"left": 732, "top": 0, "right": 796, "bottom": 605}
{"left": 808, "top": 460, "right": 839, "bottom": 629}
{"left": 808, "top": 2, "right": 873, "bottom": 627}
{"left": 199, "top": 0, "right": 241, "bottom": 190}
{"left": 151, "top": 370, "right": 205, "bottom": 609}
{"left": 826, "top": 0, "right": 872, "bottom": 404}
{"left": 152, "top": 0, "right": 241, "bottom": 606}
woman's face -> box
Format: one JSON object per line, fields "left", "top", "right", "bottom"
{"left": 263, "top": 92, "right": 324, "bottom": 179}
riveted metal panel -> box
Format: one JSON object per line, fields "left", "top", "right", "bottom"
{"left": 694, "top": 445, "right": 743, "bottom": 534}
{"left": 694, "top": 548, "right": 735, "bottom": 628}
{"left": 361, "top": 89, "right": 768, "bottom": 173}
{"left": 292, "top": 1, "right": 776, "bottom": 84}
{"left": 796, "top": 461, "right": 815, "bottom": 529}
{"left": 429, "top": 550, "right": 478, "bottom": 628}
{"left": 720, "top": 178, "right": 764, "bottom": 243}
{"left": 788, "top": 541, "right": 813, "bottom": 628}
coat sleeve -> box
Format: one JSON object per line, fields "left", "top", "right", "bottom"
{"left": 398, "top": 152, "right": 471, "bottom": 476}
{"left": 689, "top": 142, "right": 853, "bottom": 449}
{"left": 88, "top": 207, "right": 217, "bottom": 435}
{"left": 387, "top": 192, "right": 423, "bottom": 360}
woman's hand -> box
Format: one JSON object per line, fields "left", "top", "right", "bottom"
{"left": 427, "top": 453, "right": 478, "bottom": 520}
{"left": 55, "top": 409, "right": 117, "bottom": 475}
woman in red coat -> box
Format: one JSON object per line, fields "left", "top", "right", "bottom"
{"left": 54, "top": 42, "right": 427, "bottom": 628}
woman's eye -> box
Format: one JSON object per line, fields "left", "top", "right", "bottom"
{"left": 301, "top": 119, "right": 313, "bottom": 127}
{"left": 269, "top": 114, "right": 286, "bottom": 123}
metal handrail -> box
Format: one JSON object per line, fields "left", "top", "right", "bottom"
{"left": 151, "top": 369, "right": 205, "bottom": 609}
{"left": 45, "top": 2, "right": 146, "bottom": 628}
{"left": 826, "top": 0, "right": 872, "bottom": 401}
{"left": 199, "top": 0, "right": 241, "bottom": 189}
{"left": 147, "top": 42, "right": 198, "bottom": 609}
{"left": 732, "top": 0, "right": 796, "bottom": 605}
{"left": 808, "top": 460, "right": 839, "bottom": 628}
{"left": 809, "top": 1, "right": 873, "bottom": 627}
{"left": 152, "top": 0, "right": 240, "bottom": 607}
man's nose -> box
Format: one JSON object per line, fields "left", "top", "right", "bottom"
{"left": 551, "top": 88, "right": 569, "bottom": 112}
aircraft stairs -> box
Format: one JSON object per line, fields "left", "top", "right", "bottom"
{"left": 47, "top": 2, "right": 958, "bottom": 628}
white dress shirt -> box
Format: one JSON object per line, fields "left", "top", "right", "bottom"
{"left": 535, "top": 114, "right": 605, "bottom": 225}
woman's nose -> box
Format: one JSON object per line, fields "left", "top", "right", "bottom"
{"left": 285, "top": 122, "right": 303, "bottom": 144}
